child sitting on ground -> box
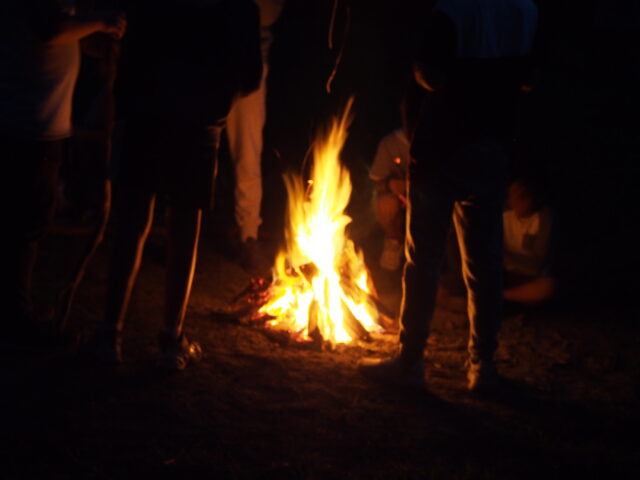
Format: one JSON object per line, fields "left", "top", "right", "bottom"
{"left": 503, "top": 176, "right": 558, "bottom": 305}
{"left": 369, "top": 89, "right": 424, "bottom": 271}
{"left": 370, "top": 126, "right": 410, "bottom": 270}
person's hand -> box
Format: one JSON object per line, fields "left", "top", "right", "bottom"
{"left": 80, "top": 31, "right": 121, "bottom": 58}
{"left": 387, "top": 178, "right": 407, "bottom": 198}
{"left": 101, "top": 12, "right": 127, "bottom": 39}
{"left": 386, "top": 178, "right": 407, "bottom": 206}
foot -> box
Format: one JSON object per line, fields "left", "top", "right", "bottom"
{"left": 379, "top": 238, "right": 403, "bottom": 271}
{"left": 467, "top": 359, "right": 499, "bottom": 392}
{"left": 238, "top": 237, "right": 268, "bottom": 272}
{"left": 158, "top": 332, "right": 203, "bottom": 371}
{"left": 6, "top": 310, "right": 53, "bottom": 347}
{"left": 92, "top": 328, "right": 123, "bottom": 365}
{"left": 359, "top": 355, "right": 425, "bottom": 389}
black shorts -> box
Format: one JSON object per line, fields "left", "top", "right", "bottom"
{"left": 116, "top": 118, "right": 223, "bottom": 210}
{"left": 5, "top": 136, "right": 66, "bottom": 241}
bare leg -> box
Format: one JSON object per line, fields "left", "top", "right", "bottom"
{"left": 163, "top": 205, "right": 202, "bottom": 338}
{"left": 375, "top": 193, "right": 404, "bottom": 240}
{"left": 102, "top": 191, "right": 155, "bottom": 333}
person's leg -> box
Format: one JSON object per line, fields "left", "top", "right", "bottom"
{"left": 226, "top": 63, "right": 268, "bottom": 243}
{"left": 453, "top": 196, "right": 504, "bottom": 366}
{"left": 375, "top": 192, "right": 405, "bottom": 270}
{"left": 360, "top": 175, "right": 454, "bottom": 386}
{"left": 450, "top": 136, "right": 509, "bottom": 373}
{"left": 163, "top": 205, "right": 202, "bottom": 339}
{"left": 375, "top": 193, "right": 404, "bottom": 240}
{"left": 13, "top": 138, "right": 64, "bottom": 324}
{"left": 156, "top": 204, "right": 203, "bottom": 370}
{"left": 102, "top": 189, "right": 155, "bottom": 335}
{"left": 399, "top": 177, "right": 455, "bottom": 363}
{"left": 504, "top": 276, "right": 557, "bottom": 304}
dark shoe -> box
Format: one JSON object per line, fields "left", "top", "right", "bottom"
{"left": 5, "top": 309, "right": 58, "bottom": 349}
{"left": 158, "top": 332, "right": 203, "bottom": 371}
{"left": 92, "top": 328, "right": 123, "bottom": 365}
{"left": 239, "top": 237, "right": 267, "bottom": 272}
{"left": 359, "top": 355, "right": 426, "bottom": 389}
{"left": 467, "top": 359, "right": 499, "bottom": 392}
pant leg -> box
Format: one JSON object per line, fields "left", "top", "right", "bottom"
{"left": 11, "top": 138, "right": 65, "bottom": 319}
{"left": 399, "top": 174, "right": 455, "bottom": 362}
{"left": 451, "top": 140, "right": 508, "bottom": 363}
{"left": 226, "top": 62, "right": 268, "bottom": 241}
{"left": 453, "top": 197, "right": 504, "bottom": 363}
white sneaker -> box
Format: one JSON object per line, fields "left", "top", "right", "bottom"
{"left": 379, "top": 238, "right": 403, "bottom": 271}
{"left": 158, "top": 332, "right": 203, "bottom": 371}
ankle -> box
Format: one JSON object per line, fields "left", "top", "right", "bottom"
{"left": 400, "top": 349, "right": 423, "bottom": 366}
{"left": 161, "top": 327, "right": 182, "bottom": 342}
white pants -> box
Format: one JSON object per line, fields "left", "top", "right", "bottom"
{"left": 226, "top": 63, "right": 268, "bottom": 242}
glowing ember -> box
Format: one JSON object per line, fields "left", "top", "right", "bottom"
{"left": 259, "top": 98, "right": 382, "bottom": 345}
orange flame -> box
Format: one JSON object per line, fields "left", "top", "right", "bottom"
{"left": 260, "top": 98, "right": 381, "bottom": 345}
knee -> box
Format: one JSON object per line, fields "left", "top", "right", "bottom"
{"left": 503, "top": 276, "right": 558, "bottom": 304}
{"left": 113, "top": 190, "right": 155, "bottom": 238}
{"left": 375, "top": 193, "right": 403, "bottom": 224}
{"left": 166, "top": 205, "right": 202, "bottom": 231}
{"left": 533, "top": 276, "right": 558, "bottom": 302}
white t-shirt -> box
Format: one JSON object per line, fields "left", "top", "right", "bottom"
{"left": 503, "top": 207, "right": 552, "bottom": 277}
{"left": 0, "top": 5, "right": 80, "bottom": 140}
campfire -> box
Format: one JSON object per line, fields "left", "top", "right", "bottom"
{"left": 258, "top": 98, "right": 383, "bottom": 346}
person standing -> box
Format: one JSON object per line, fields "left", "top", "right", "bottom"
{"left": 360, "top": 0, "right": 538, "bottom": 391}
{"left": 2, "top": 1, "right": 125, "bottom": 339}
{"left": 225, "top": 0, "right": 284, "bottom": 270}
{"left": 94, "top": 0, "right": 262, "bottom": 370}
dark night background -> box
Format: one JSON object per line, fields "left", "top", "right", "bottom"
{"left": 3, "top": 1, "right": 640, "bottom": 478}
{"left": 252, "top": 0, "right": 640, "bottom": 311}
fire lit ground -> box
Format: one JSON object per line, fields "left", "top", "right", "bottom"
{"left": 3, "top": 1, "right": 640, "bottom": 478}
{"left": 4, "top": 204, "right": 639, "bottom": 478}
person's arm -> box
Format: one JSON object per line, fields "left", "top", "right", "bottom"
{"left": 374, "top": 179, "right": 387, "bottom": 194}
{"left": 80, "top": 30, "right": 121, "bottom": 58}
{"left": 26, "top": 1, "right": 126, "bottom": 46}
{"left": 45, "top": 12, "right": 126, "bottom": 45}
{"left": 387, "top": 178, "right": 407, "bottom": 198}
{"left": 413, "top": 9, "right": 456, "bottom": 92}
{"left": 531, "top": 208, "right": 553, "bottom": 272}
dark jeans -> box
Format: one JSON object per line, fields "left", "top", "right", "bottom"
{"left": 6, "top": 137, "right": 66, "bottom": 318}
{"left": 400, "top": 137, "right": 508, "bottom": 364}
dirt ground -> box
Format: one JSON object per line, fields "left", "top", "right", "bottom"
{"left": 3, "top": 219, "right": 639, "bottom": 480}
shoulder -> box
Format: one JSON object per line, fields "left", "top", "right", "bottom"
{"left": 503, "top": 209, "right": 516, "bottom": 223}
